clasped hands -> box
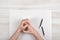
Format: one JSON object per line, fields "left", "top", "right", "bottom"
{"left": 10, "top": 19, "right": 43, "bottom": 40}
{"left": 18, "top": 19, "right": 37, "bottom": 35}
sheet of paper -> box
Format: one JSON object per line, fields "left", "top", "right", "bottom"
{"left": 9, "top": 9, "right": 52, "bottom": 40}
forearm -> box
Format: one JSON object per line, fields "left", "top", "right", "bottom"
{"left": 32, "top": 31, "right": 43, "bottom": 40}
{"left": 9, "top": 29, "right": 21, "bottom": 40}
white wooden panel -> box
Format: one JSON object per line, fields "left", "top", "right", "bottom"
{"left": 52, "top": 11, "right": 60, "bottom": 40}
{"left": 0, "top": 8, "right": 9, "bottom": 39}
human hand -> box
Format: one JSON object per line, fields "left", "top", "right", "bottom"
{"left": 22, "top": 19, "right": 43, "bottom": 40}
{"left": 18, "top": 19, "right": 37, "bottom": 34}
{"left": 15, "top": 19, "right": 43, "bottom": 40}
{"left": 10, "top": 19, "right": 43, "bottom": 40}
{"left": 17, "top": 19, "right": 29, "bottom": 32}
{"left": 22, "top": 19, "right": 38, "bottom": 35}
{"left": 18, "top": 19, "right": 40, "bottom": 35}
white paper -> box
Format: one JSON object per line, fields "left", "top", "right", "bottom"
{"left": 9, "top": 9, "right": 52, "bottom": 40}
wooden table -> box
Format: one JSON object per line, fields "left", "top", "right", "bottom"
{"left": 0, "top": 0, "right": 60, "bottom": 40}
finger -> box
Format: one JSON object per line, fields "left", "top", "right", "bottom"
{"left": 22, "top": 19, "right": 31, "bottom": 26}
{"left": 21, "top": 19, "right": 29, "bottom": 23}
{"left": 20, "top": 19, "right": 32, "bottom": 28}
{"left": 22, "top": 19, "right": 28, "bottom": 21}
{"left": 23, "top": 30, "right": 30, "bottom": 34}
{"left": 23, "top": 25, "right": 28, "bottom": 29}
{"left": 20, "top": 19, "right": 30, "bottom": 24}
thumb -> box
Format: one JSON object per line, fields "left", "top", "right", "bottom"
{"left": 23, "top": 29, "right": 30, "bottom": 34}
{"left": 23, "top": 25, "right": 28, "bottom": 30}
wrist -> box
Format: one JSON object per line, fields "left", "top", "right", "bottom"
{"left": 32, "top": 30, "right": 39, "bottom": 37}
{"left": 17, "top": 28, "right": 22, "bottom": 33}
{"left": 32, "top": 31, "right": 43, "bottom": 40}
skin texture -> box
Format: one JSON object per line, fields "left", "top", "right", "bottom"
{"left": 9, "top": 19, "right": 43, "bottom": 40}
